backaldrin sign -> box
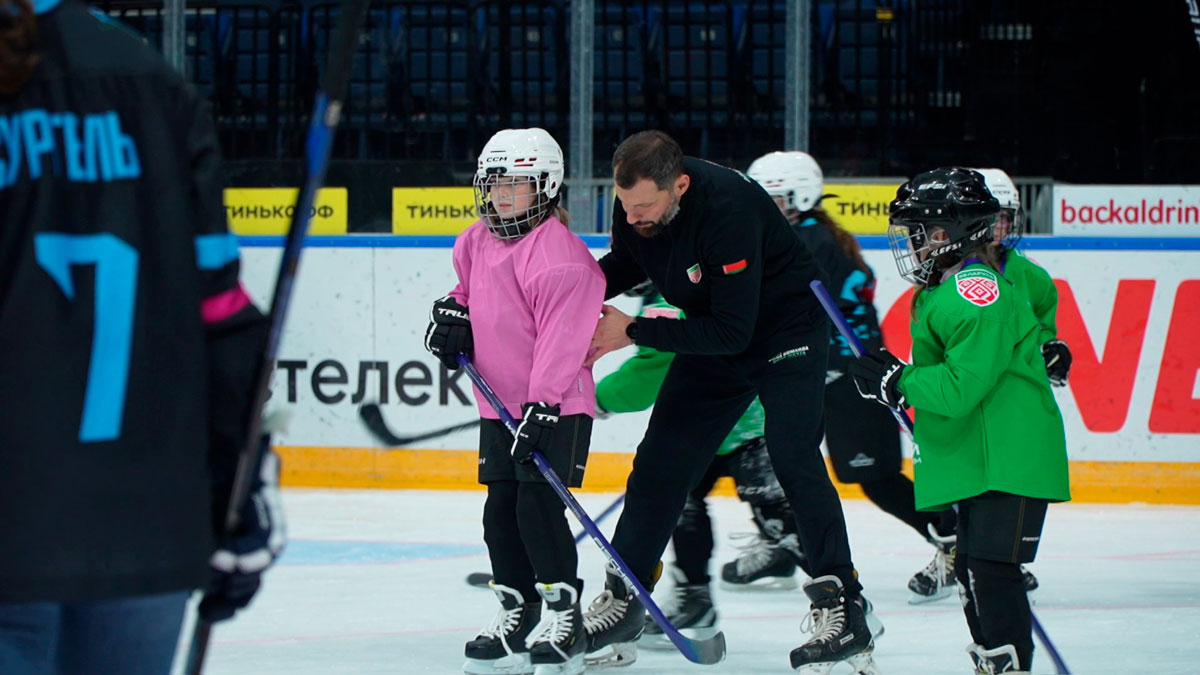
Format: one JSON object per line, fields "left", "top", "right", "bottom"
{"left": 1055, "top": 185, "right": 1200, "bottom": 236}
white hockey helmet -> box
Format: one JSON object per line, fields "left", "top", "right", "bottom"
{"left": 974, "top": 167, "right": 1024, "bottom": 248}
{"left": 473, "top": 127, "right": 565, "bottom": 240}
{"left": 747, "top": 151, "right": 824, "bottom": 212}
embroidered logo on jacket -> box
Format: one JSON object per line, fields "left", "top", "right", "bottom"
{"left": 955, "top": 269, "right": 999, "bottom": 307}
{"left": 721, "top": 259, "right": 748, "bottom": 275}
{"left": 687, "top": 263, "right": 702, "bottom": 283}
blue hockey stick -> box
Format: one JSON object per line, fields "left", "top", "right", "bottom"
{"left": 457, "top": 354, "right": 726, "bottom": 665}
{"left": 809, "top": 280, "right": 1070, "bottom": 675}
{"left": 181, "top": 2, "right": 372, "bottom": 672}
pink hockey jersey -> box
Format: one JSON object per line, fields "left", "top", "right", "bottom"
{"left": 448, "top": 216, "right": 605, "bottom": 418}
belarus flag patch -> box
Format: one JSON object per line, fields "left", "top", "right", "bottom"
{"left": 721, "top": 259, "right": 748, "bottom": 275}
{"left": 954, "top": 269, "right": 1000, "bottom": 307}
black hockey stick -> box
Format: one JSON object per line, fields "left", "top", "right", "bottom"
{"left": 181, "top": 2, "right": 371, "bottom": 672}
{"left": 466, "top": 493, "right": 627, "bottom": 588}
{"left": 811, "top": 280, "right": 1071, "bottom": 675}
{"left": 459, "top": 354, "right": 726, "bottom": 665}
{"left": 359, "top": 402, "right": 481, "bottom": 446}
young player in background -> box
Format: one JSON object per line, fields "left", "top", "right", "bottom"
{"left": 0, "top": 1, "right": 282, "bottom": 671}
{"left": 425, "top": 128, "right": 605, "bottom": 675}
{"left": 977, "top": 167, "right": 1075, "bottom": 595}
{"left": 848, "top": 167, "right": 1071, "bottom": 674}
{"left": 747, "top": 151, "right": 958, "bottom": 603}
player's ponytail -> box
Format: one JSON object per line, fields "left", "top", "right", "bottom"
{"left": 810, "top": 209, "right": 869, "bottom": 273}
{"left": 0, "top": 0, "right": 40, "bottom": 95}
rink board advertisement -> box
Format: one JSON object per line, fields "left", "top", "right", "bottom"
{"left": 238, "top": 236, "right": 1200, "bottom": 504}
{"left": 1054, "top": 185, "right": 1200, "bottom": 236}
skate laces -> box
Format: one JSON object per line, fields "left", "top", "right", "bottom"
{"left": 479, "top": 603, "right": 523, "bottom": 641}
{"left": 799, "top": 604, "right": 846, "bottom": 644}
{"left": 583, "top": 590, "right": 628, "bottom": 633}
{"left": 730, "top": 532, "right": 779, "bottom": 575}
{"left": 529, "top": 604, "right": 574, "bottom": 646}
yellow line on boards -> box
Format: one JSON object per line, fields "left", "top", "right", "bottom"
{"left": 274, "top": 447, "right": 1200, "bottom": 506}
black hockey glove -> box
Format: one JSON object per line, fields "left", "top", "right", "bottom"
{"left": 1042, "top": 339, "right": 1072, "bottom": 387}
{"left": 424, "top": 296, "right": 473, "bottom": 370}
{"left": 200, "top": 446, "right": 286, "bottom": 623}
{"left": 848, "top": 347, "right": 908, "bottom": 409}
{"left": 510, "top": 402, "right": 560, "bottom": 465}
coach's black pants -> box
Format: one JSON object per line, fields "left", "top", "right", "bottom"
{"left": 609, "top": 323, "right": 862, "bottom": 595}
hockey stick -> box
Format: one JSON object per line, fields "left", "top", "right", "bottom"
{"left": 809, "top": 280, "right": 1070, "bottom": 675}
{"left": 181, "top": 2, "right": 372, "bottom": 673}
{"left": 457, "top": 354, "right": 726, "bottom": 665}
{"left": 359, "top": 403, "right": 481, "bottom": 446}
{"left": 465, "top": 493, "right": 627, "bottom": 588}
{"left": 809, "top": 280, "right": 913, "bottom": 434}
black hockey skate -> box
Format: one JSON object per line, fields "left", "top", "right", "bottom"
{"left": 640, "top": 567, "right": 719, "bottom": 650}
{"left": 909, "top": 523, "right": 956, "bottom": 604}
{"left": 720, "top": 533, "right": 799, "bottom": 591}
{"left": 527, "top": 582, "right": 585, "bottom": 675}
{"left": 583, "top": 562, "right": 644, "bottom": 668}
{"left": 789, "top": 575, "right": 878, "bottom": 674}
{"left": 968, "top": 643, "right": 1027, "bottom": 674}
{"left": 463, "top": 583, "right": 542, "bottom": 675}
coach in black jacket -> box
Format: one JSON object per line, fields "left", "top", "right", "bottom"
{"left": 582, "top": 131, "right": 873, "bottom": 670}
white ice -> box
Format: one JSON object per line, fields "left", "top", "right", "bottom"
{"left": 190, "top": 489, "right": 1200, "bottom": 674}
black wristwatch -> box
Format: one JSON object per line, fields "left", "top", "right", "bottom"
{"left": 625, "top": 319, "right": 639, "bottom": 342}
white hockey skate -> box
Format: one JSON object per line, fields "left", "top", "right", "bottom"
{"left": 908, "top": 524, "right": 956, "bottom": 604}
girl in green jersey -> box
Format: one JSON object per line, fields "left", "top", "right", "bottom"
{"left": 847, "top": 168, "right": 1070, "bottom": 674}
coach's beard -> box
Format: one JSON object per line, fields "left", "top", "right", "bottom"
{"left": 632, "top": 197, "right": 681, "bottom": 238}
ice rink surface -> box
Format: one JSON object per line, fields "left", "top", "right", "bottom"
{"left": 190, "top": 489, "right": 1200, "bottom": 674}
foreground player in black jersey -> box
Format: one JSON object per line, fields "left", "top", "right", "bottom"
{"left": 0, "top": 1, "right": 282, "bottom": 672}
{"left": 583, "top": 131, "right": 876, "bottom": 674}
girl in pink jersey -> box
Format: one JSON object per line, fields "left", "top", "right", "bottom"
{"left": 425, "top": 128, "right": 605, "bottom": 675}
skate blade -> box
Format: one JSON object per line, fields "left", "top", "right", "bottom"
{"left": 907, "top": 586, "right": 953, "bottom": 605}
{"left": 583, "top": 642, "right": 637, "bottom": 668}
{"left": 638, "top": 624, "right": 720, "bottom": 651}
{"left": 463, "top": 653, "right": 534, "bottom": 674}
{"left": 793, "top": 650, "right": 880, "bottom": 675}
{"left": 532, "top": 653, "right": 584, "bottom": 675}
{"left": 719, "top": 576, "right": 798, "bottom": 592}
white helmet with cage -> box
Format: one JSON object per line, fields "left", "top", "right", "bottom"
{"left": 473, "top": 128, "right": 565, "bottom": 240}
{"left": 974, "top": 167, "right": 1024, "bottom": 248}
{"left": 747, "top": 151, "right": 824, "bottom": 212}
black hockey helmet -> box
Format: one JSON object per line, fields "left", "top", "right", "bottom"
{"left": 887, "top": 167, "right": 1001, "bottom": 285}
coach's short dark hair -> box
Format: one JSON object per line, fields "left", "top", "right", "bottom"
{"left": 613, "top": 130, "right": 684, "bottom": 190}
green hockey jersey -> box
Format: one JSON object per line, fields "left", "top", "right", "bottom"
{"left": 1002, "top": 249, "right": 1058, "bottom": 345}
{"left": 897, "top": 263, "right": 1071, "bottom": 511}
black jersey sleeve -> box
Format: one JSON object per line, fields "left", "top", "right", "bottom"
{"left": 181, "top": 89, "right": 269, "bottom": 531}
{"left": 598, "top": 224, "right": 649, "bottom": 300}
{"left": 639, "top": 209, "right": 761, "bottom": 354}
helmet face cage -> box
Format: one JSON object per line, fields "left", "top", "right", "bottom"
{"left": 473, "top": 172, "right": 554, "bottom": 240}
{"left": 888, "top": 167, "right": 1002, "bottom": 285}
{"left": 974, "top": 168, "right": 1024, "bottom": 251}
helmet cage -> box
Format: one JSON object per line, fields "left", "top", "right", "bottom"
{"left": 473, "top": 171, "right": 558, "bottom": 240}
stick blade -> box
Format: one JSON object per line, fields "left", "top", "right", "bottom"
{"left": 465, "top": 572, "right": 493, "bottom": 588}
{"left": 358, "top": 403, "right": 405, "bottom": 445}
{"left": 680, "top": 630, "right": 726, "bottom": 665}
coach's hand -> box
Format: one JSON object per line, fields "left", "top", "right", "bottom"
{"left": 585, "top": 305, "right": 635, "bottom": 366}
